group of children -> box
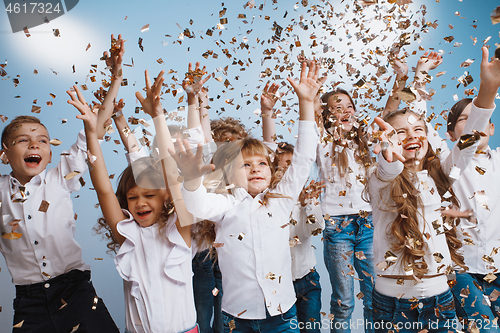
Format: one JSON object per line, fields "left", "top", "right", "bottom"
{"left": 1, "top": 32, "right": 500, "bottom": 333}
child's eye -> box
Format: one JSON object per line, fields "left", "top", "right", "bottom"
{"left": 17, "top": 138, "right": 28, "bottom": 143}
{"left": 243, "top": 163, "right": 250, "bottom": 167}
{"left": 260, "top": 161, "right": 268, "bottom": 166}
{"left": 39, "top": 139, "right": 48, "bottom": 144}
{"left": 397, "top": 130, "right": 406, "bottom": 135}
{"left": 145, "top": 194, "right": 155, "bottom": 198}
{"left": 128, "top": 196, "right": 137, "bottom": 201}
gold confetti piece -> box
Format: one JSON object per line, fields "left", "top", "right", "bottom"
{"left": 338, "top": 191, "right": 346, "bottom": 196}
{"left": 397, "top": 87, "right": 416, "bottom": 102}
{"left": 64, "top": 171, "right": 81, "bottom": 180}
{"left": 484, "top": 273, "right": 497, "bottom": 284}
{"left": 94, "top": 258, "right": 103, "bottom": 261}
{"left": 356, "top": 292, "right": 364, "bottom": 300}
{"left": 475, "top": 166, "right": 486, "bottom": 175}
{"left": 490, "top": 289, "right": 500, "bottom": 302}
{"left": 355, "top": 251, "right": 366, "bottom": 260}
{"left": 141, "top": 24, "right": 150, "bottom": 33}
{"left": 13, "top": 320, "right": 24, "bottom": 328}
{"left": 85, "top": 43, "right": 91, "bottom": 51}
{"left": 31, "top": 105, "right": 41, "bottom": 114}
{"left": 384, "top": 251, "right": 398, "bottom": 262}
{"left": 433, "top": 252, "right": 444, "bottom": 263}
{"left": 53, "top": 29, "right": 60, "bottom": 37}
{"left": 38, "top": 200, "right": 50, "bottom": 213}
{"left": 473, "top": 280, "right": 483, "bottom": 291}
{"left": 49, "top": 139, "right": 62, "bottom": 146}
{"left": 213, "top": 242, "right": 224, "bottom": 248}
{"left": 2, "top": 232, "right": 22, "bottom": 240}
{"left": 59, "top": 299, "right": 67, "bottom": 310}
{"left": 237, "top": 232, "right": 245, "bottom": 241}
{"left": 23, "top": 27, "right": 31, "bottom": 37}
{"left": 306, "top": 214, "right": 317, "bottom": 224}
{"left": 212, "top": 287, "right": 219, "bottom": 296}
{"left": 70, "top": 324, "right": 80, "bottom": 333}
{"left": 266, "top": 272, "right": 276, "bottom": 280}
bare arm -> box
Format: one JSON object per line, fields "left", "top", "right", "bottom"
{"left": 96, "top": 34, "right": 125, "bottom": 139}
{"left": 261, "top": 81, "right": 280, "bottom": 143}
{"left": 383, "top": 52, "right": 409, "bottom": 117}
{"left": 68, "top": 86, "right": 127, "bottom": 245}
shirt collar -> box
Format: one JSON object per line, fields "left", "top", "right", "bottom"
{"left": 9, "top": 169, "right": 45, "bottom": 192}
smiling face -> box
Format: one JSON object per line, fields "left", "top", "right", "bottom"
{"left": 326, "top": 93, "right": 356, "bottom": 133}
{"left": 389, "top": 113, "right": 429, "bottom": 172}
{"left": 3, "top": 122, "right": 52, "bottom": 185}
{"left": 448, "top": 103, "right": 494, "bottom": 152}
{"left": 126, "top": 185, "right": 168, "bottom": 228}
{"left": 231, "top": 153, "right": 272, "bottom": 197}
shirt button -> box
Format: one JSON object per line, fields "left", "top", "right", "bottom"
{"left": 44, "top": 283, "right": 50, "bottom": 289}
{"left": 27, "top": 215, "right": 32, "bottom": 220}
{"left": 42, "top": 263, "right": 46, "bottom": 267}
{"left": 418, "top": 302, "right": 423, "bottom": 309}
{"left": 34, "top": 241, "right": 38, "bottom": 245}
{"left": 26, "top": 191, "right": 30, "bottom": 195}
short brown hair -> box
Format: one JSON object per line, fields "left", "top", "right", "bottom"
{"left": 1, "top": 116, "right": 47, "bottom": 148}
{"left": 210, "top": 117, "right": 248, "bottom": 142}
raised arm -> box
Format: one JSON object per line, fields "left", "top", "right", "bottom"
{"left": 411, "top": 51, "right": 442, "bottom": 94}
{"left": 67, "top": 86, "right": 126, "bottom": 245}
{"left": 182, "top": 62, "right": 211, "bottom": 130}
{"left": 199, "top": 87, "right": 212, "bottom": 143}
{"left": 96, "top": 34, "right": 125, "bottom": 139}
{"left": 383, "top": 51, "right": 409, "bottom": 117}
{"left": 261, "top": 81, "right": 280, "bottom": 143}
{"left": 136, "top": 70, "right": 196, "bottom": 245}
{"left": 475, "top": 46, "right": 500, "bottom": 109}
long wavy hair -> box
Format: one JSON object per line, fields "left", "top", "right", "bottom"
{"left": 320, "top": 89, "right": 372, "bottom": 179}
{"left": 93, "top": 156, "right": 174, "bottom": 254}
{"left": 373, "top": 110, "right": 467, "bottom": 277}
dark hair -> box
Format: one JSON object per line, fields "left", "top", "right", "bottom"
{"left": 447, "top": 98, "right": 473, "bottom": 133}
{"left": 94, "top": 156, "right": 173, "bottom": 254}
{"left": 320, "top": 89, "right": 372, "bottom": 178}
{"left": 2, "top": 116, "right": 47, "bottom": 148}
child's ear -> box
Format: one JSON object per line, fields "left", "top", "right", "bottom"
{"left": 489, "top": 123, "right": 495, "bottom": 136}
{"left": 447, "top": 130, "right": 457, "bottom": 142}
{"left": 0, "top": 150, "right": 9, "bottom": 164}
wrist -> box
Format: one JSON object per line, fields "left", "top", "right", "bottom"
{"left": 111, "top": 110, "right": 123, "bottom": 119}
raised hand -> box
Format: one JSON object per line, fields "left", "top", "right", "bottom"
{"left": 135, "top": 70, "right": 165, "bottom": 118}
{"left": 182, "top": 62, "right": 210, "bottom": 97}
{"left": 170, "top": 140, "right": 214, "bottom": 183}
{"left": 288, "top": 60, "right": 327, "bottom": 103}
{"left": 67, "top": 85, "right": 97, "bottom": 135}
{"left": 476, "top": 46, "right": 500, "bottom": 109}
{"left": 389, "top": 51, "right": 409, "bottom": 77}
{"left": 102, "top": 34, "right": 125, "bottom": 79}
{"left": 260, "top": 81, "right": 280, "bottom": 111}
{"left": 415, "top": 51, "right": 443, "bottom": 76}
{"left": 372, "top": 117, "right": 405, "bottom": 163}
{"left": 299, "top": 180, "right": 325, "bottom": 206}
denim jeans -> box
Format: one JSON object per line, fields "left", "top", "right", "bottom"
{"left": 293, "top": 269, "right": 322, "bottom": 333}
{"left": 451, "top": 272, "right": 500, "bottom": 332}
{"left": 222, "top": 305, "right": 299, "bottom": 333}
{"left": 193, "top": 249, "right": 223, "bottom": 333}
{"left": 323, "top": 214, "right": 374, "bottom": 333}
{"left": 372, "top": 289, "right": 456, "bottom": 333}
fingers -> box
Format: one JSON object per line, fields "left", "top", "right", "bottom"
{"left": 286, "top": 77, "right": 298, "bottom": 91}
{"left": 144, "top": 70, "right": 152, "bottom": 91}
{"left": 199, "top": 74, "right": 211, "bottom": 86}
{"left": 135, "top": 91, "right": 146, "bottom": 105}
{"left": 481, "top": 45, "right": 490, "bottom": 67}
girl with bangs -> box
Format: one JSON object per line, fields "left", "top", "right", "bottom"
{"left": 174, "top": 61, "right": 326, "bottom": 333}
{"left": 317, "top": 87, "right": 374, "bottom": 333}
{"left": 367, "top": 46, "right": 499, "bottom": 332}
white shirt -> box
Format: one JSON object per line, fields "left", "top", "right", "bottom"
{"left": 289, "top": 202, "right": 325, "bottom": 281}
{"left": 182, "top": 121, "right": 319, "bottom": 319}
{"left": 368, "top": 101, "right": 493, "bottom": 298}
{"left": 455, "top": 147, "right": 500, "bottom": 274}
{"left": 316, "top": 136, "right": 371, "bottom": 216}
{"left": 0, "top": 130, "right": 90, "bottom": 285}
{"left": 116, "top": 211, "right": 196, "bottom": 333}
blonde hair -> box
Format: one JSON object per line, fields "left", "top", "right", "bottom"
{"left": 210, "top": 117, "right": 248, "bottom": 142}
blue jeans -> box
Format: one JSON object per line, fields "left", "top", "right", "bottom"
{"left": 222, "top": 305, "right": 299, "bottom": 333}
{"left": 293, "top": 269, "right": 322, "bottom": 333}
{"left": 372, "top": 289, "right": 456, "bottom": 333}
{"left": 451, "top": 272, "right": 500, "bottom": 332}
{"left": 193, "top": 249, "right": 223, "bottom": 333}
{"left": 323, "top": 214, "right": 374, "bottom": 333}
